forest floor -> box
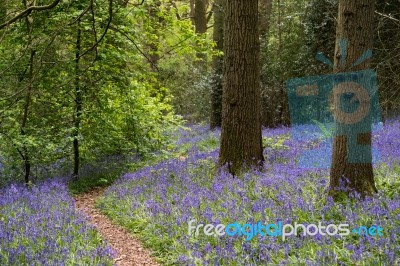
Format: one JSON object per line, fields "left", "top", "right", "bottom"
{"left": 1, "top": 122, "right": 398, "bottom": 265}
{"left": 74, "top": 187, "right": 159, "bottom": 266}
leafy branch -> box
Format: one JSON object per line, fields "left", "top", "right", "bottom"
{"left": 0, "top": 0, "right": 63, "bottom": 30}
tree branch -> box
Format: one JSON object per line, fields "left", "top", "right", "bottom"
{"left": 128, "top": 0, "right": 145, "bottom": 6}
{"left": 169, "top": 0, "right": 181, "bottom": 20}
{"left": 375, "top": 11, "right": 400, "bottom": 25}
{"left": 78, "top": 0, "right": 113, "bottom": 59}
{"left": 0, "top": 0, "right": 62, "bottom": 30}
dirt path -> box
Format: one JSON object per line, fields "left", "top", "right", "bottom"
{"left": 74, "top": 188, "right": 160, "bottom": 266}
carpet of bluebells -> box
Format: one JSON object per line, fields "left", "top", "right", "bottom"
{"left": 99, "top": 120, "right": 400, "bottom": 265}
{"left": 0, "top": 179, "right": 114, "bottom": 265}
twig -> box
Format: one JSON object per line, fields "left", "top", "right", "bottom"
{"left": 375, "top": 11, "right": 400, "bottom": 25}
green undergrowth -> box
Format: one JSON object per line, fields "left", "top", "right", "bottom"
{"left": 97, "top": 157, "right": 399, "bottom": 265}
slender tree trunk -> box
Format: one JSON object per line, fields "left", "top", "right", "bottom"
{"left": 194, "top": 0, "right": 207, "bottom": 34}
{"left": 21, "top": 0, "right": 34, "bottom": 184}
{"left": 210, "top": 0, "right": 224, "bottom": 129}
{"left": 219, "top": 0, "right": 264, "bottom": 175}
{"left": 194, "top": 0, "right": 208, "bottom": 61}
{"left": 21, "top": 49, "right": 34, "bottom": 184}
{"left": 190, "top": 0, "right": 196, "bottom": 26}
{"left": 148, "top": 0, "right": 161, "bottom": 72}
{"left": 73, "top": 19, "right": 82, "bottom": 180}
{"left": 330, "top": 0, "right": 377, "bottom": 198}
{"left": 276, "top": 0, "right": 290, "bottom": 126}
{"left": 259, "top": 0, "right": 273, "bottom": 38}
{"left": 146, "top": 0, "right": 166, "bottom": 100}
{"left": 259, "top": 0, "right": 274, "bottom": 127}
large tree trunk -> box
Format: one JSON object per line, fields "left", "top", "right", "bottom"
{"left": 210, "top": 0, "right": 224, "bottom": 129}
{"left": 219, "top": 0, "right": 264, "bottom": 175}
{"left": 330, "top": 0, "right": 377, "bottom": 198}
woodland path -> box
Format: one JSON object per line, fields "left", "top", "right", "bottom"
{"left": 74, "top": 188, "right": 160, "bottom": 266}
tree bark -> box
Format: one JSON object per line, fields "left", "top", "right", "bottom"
{"left": 210, "top": 0, "right": 224, "bottom": 129}
{"left": 219, "top": 0, "right": 264, "bottom": 175}
{"left": 194, "top": 0, "right": 207, "bottom": 34}
{"left": 330, "top": 0, "right": 377, "bottom": 198}
{"left": 73, "top": 19, "right": 82, "bottom": 181}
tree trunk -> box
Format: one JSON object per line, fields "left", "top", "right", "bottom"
{"left": 190, "top": 0, "right": 196, "bottom": 26}
{"left": 330, "top": 0, "right": 377, "bottom": 198}
{"left": 276, "top": 0, "right": 290, "bottom": 126}
{"left": 194, "top": 0, "right": 207, "bottom": 34}
{"left": 148, "top": 0, "right": 161, "bottom": 72}
{"left": 73, "top": 19, "right": 82, "bottom": 181}
{"left": 219, "top": 0, "right": 264, "bottom": 175}
{"left": 21, "top": 48, "right": 34, "bottom": 185}
{"left": 21, "top": 0, "right": 34, "bottom": 184}
{"left": 259, "top": 0, "right": 273, "bottom": 38}
{"left": 210, "top": 0, "right": 224, "bottom": 129}
{"left": 194, "top": 0, "right": 208, "bottom": 61}
{"left": 259, "top": 0, "right": 274, "bottom": 128}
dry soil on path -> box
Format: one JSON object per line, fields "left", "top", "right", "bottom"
{"left": 74, "top": 188, "right": 160, "bottom": 266}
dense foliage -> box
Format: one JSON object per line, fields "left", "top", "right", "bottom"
{"left": 0, "top": 0, "right": 215, "bottom": 185}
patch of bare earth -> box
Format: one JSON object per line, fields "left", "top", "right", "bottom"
{"left": 74, "top": 188, "right": 160, "bottom": 266}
